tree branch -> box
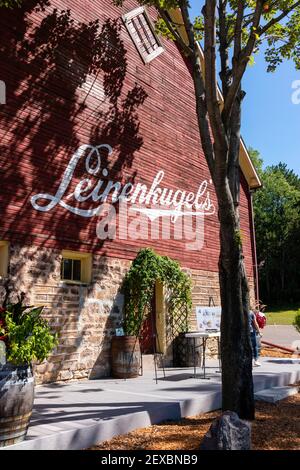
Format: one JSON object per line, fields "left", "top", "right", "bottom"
{"left": 218, "top": 0, "right": 231, "bottom": 98}
{"left": 203, "top": 0, "right": 228, "bottom": 158}
{"left": 228, "top": 88, "right": 245, "bottom": 207}
{"left": 156, "top": 7, "right": 193, "bottom": 58}
{"left": 222, "top": 0, "right": 263, "bottom": 128}
{"left": 233, "top": 1, "right": 245, "bottom": 65}
{"left": 179, "top": 0, "right": 216, "bottom": 175}
{"left": 260, "top": 0, "right": 300, "bottom": 36}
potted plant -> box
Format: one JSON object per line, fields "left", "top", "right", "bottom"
{"left": 0, "top": 292, "right": 58, "bottom": 447}
{"left": 110, "top": 261, "right": 145, "bottom": 379}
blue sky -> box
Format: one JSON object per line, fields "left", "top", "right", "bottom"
{"left": 189, "top": 1, "right": 300, "bottom": 175}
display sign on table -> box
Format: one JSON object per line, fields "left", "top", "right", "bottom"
{"left": 195, "top": 306, "right": 221, "bottom": 331}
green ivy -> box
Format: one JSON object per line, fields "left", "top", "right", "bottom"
{"left": 1, "top": 297, "right": 58, "bottom": 366}
{"left": 123, "top": 248, "right": 192, "bottom": 337}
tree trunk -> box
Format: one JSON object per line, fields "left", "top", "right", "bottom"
{"left": 185, "top": 11, "right": 255, "bottom": 418}
{"left": 217, "top": 183, "right": 255, "bottom": 420}
{"left": 280, "top": 248, "right": 285, "bottom": 292}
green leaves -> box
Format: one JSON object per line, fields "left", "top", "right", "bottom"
{"left": 0, "top": 0, "right": 22, "bottom": 8}
{"left": 155, "top": 16, "right": 176, "bottom": 40}
{"left": 123, "top": 248, "right": 192, "bottom": 337}
{"left": 193, "top": 15, "right": 205, "bottom": 41}
{"left": 253, "top": 156, "right": 300, "bottom": 304}
{"left": 293, "top": 310, "right": 300, "bottom": 333}
{"left": 2, "top": 300, "right": 58, "bottom": 365}
{"left": 264, "top": 8, "right": 300, "bottom": 71}
{"left": 247, "top": 54, "right": 256, "bottom": 66}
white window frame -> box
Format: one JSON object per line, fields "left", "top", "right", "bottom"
{"left": 123, "top": 6, "right": 164, "bottom": 64}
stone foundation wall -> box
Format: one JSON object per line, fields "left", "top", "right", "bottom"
{"left": 0, "top": 243, "right": 256, "bottom": 382}
{"left": 0, "top": 244, "right": 130, "bottom": 383}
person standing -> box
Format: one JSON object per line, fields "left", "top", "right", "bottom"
{"left": 249, "top": 309, "right": 262, "bottom": 367}
{"left": 254, "top": 303, "right": 267, "bottom": 357}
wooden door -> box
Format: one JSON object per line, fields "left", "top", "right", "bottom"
{"left": 140, "top": 287, "right": 156, "bottom": 354}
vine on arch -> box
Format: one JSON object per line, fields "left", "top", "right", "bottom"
{"left": 123, "top": 248, "right": 192, "bottom": 337}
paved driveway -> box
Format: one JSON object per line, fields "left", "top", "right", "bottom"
{"left": 262, "top": 325, "right": 300, "bottom": 349}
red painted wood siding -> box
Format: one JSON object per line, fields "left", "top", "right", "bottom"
{"left": 0, "top": 0, "right": 254, "bottom": 278}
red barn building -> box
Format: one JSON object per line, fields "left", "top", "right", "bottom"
{"left": 0, "top": 0, "right": 261, "bottom": 383}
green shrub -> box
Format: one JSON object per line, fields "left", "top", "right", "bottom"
{"left": 0, "top": 294, "right": 58, "bottom": 366}
{"left": 293, "top": 310, "right": 300, "bottom": 334}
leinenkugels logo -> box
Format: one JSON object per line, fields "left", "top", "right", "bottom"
{"left": 30, "top": 144, "right": 216, "bottom": 251}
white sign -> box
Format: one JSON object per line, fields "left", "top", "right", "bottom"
{"left": 196, "top": 306, "right": 221, "bottom": 331}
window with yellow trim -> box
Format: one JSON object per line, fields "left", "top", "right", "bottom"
{"left": 60, "top": 250, "right": 92, "bottom": 284}
{"left": 0, "top": 241, "right": 9, "bottom": 279}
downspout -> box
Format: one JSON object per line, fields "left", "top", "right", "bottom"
{"left": 249, "top": 188, "right": 260, "bottom": 304}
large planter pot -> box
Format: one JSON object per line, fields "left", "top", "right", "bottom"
{"left": 173, "top": 333, "right": 202, "bottom": 367}
{"left": 0, "top": 364, "right": 34, "bottom": 447}
{"left": 111, "top": 336, "right": 141, "bottom": 379}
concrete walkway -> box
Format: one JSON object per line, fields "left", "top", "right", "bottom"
{"left": 262, "top": 325, "right": 300, "bottom": 349}
{"left": 3, "top": 357, "right": 300, "bottom": 450}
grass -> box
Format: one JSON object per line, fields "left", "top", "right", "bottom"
{"left": 265, "top": 305, "right": 299, "bottom": 325}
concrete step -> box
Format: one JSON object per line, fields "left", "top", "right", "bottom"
{"left": 255, "top": 385, "right": 299, "bottom": 403}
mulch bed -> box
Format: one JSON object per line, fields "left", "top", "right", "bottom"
{"left": 90, "top": 382, "right": 300, "bottom": 451}
{"left": 90, "top": 394, "right": 300, "bottom": 451}
{"left": 90, "top": 350, "right": 299, "bottom": 451}
{"left": 260, "top": 347, "right": 297, "bottom": 358}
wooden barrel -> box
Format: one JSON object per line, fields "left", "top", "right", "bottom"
{"left": 111, "top": 336, "right": 141, "bottom": 379}
{"left": 0, "top": 364, "right": 34, "bottom": 447}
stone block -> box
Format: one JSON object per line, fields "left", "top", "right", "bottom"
{"left": 200, "top": 411, "right": 251, "bottom": 450}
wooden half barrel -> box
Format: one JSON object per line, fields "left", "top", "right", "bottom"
{"left": 0, "top": 364, "right": 34, "bottom": 447}
{"left": 111, "top": 336, "right": 141, "bottom": 379}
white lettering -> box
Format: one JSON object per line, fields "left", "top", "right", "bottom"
{"left": 31, "top": 144, "right": 216, "bottom": 226}
{"left": 292, "top": 80, "right": 300, "bottom": 105}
